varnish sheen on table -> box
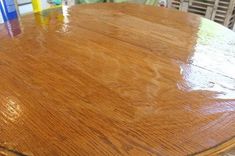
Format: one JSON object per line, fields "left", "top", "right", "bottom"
{"left": 0, "top": 3, "right": 235, "bottom": 156}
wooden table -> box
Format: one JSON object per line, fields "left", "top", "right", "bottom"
{"left": 0, "top": 3, "right": 235, "bottom": 156}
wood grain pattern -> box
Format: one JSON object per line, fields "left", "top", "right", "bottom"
{"left": 196, "top": 138, "right": 235, "bottom": 156}
{"left": 0, "top": 3, "right": 235, "bottom": 156}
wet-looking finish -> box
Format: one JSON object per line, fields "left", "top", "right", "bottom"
{"left": 0, "top": 3, "right": 235, "bottom": 156}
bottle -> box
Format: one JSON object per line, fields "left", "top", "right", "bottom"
{"left": 0, "top": 0, "right": 18, "bottom": 22}
{"left": 0, "top": 11, "right": 3, "bottom": 23}
{"left": 32, "top": 0, "right": 62, "bottom": 12}
{"left": 63, "top": 0, "right": 76, "bottom": 6}
{"left": 158, "top": 0, "right": 167, "bottom": 7}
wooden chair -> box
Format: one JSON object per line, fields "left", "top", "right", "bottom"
{"left": 168, "top": 0, "right": 235, "bottom": 29}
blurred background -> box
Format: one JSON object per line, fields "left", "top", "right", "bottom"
{"left": 1, "top": 0, "right": 234, "bottom": 31}
{"left": 14, "top": 0, "right": 235, "bottom": 30}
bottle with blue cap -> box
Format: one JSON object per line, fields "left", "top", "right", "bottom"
{"left": 0, "top": 11, "right": 3, "bottom": 23}
{"left": 0, "top": 0, "right": 18, "bottom": 22}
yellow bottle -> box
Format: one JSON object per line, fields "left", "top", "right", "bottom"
{"left": 32, "top": 0, "right": 62, "bottom": 12}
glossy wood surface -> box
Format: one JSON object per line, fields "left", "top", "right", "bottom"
{"left": 196, "top": 138, "right": 235, "bottom": 156}
{"left": 0, "top": 3, "right": 235, "bottom": 156}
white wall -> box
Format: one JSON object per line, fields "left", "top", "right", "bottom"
{"left": 17, "top": 0, "right": 31, "bottom": 5}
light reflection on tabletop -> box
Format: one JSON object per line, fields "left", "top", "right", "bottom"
{"left": 190, "top": 19, "right": 235, "bottom": 79}
{"left": 4, "top": 19, "right": 22, "bottom": 38}
{"left": 178, "top": 18, "right": 235, "bottom": 100}
{"left": 0, "top": 96, "right": 22, "bottom": 123}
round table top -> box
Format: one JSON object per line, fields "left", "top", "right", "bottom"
{"left": 0, "top": 3, "right": 235, "bottom": 156}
